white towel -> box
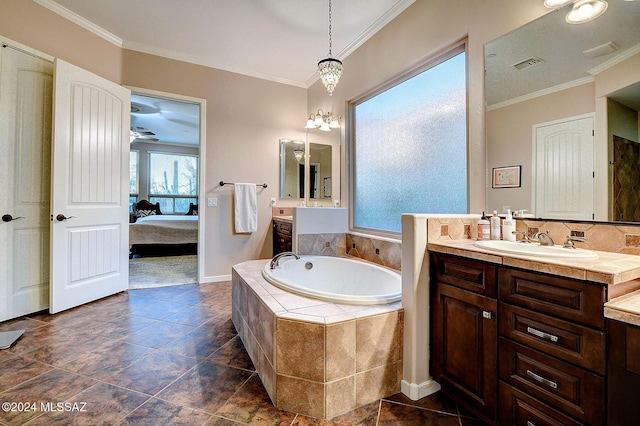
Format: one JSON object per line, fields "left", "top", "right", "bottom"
{"left": 234, "top": 183, "right": 257, "bottom": 233}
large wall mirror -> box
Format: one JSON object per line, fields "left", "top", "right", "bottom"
{"left": 485, "top": 0, "right": 640, "bottom": 222}
{"left": 279, "top": 129, "right": 340, "bottom": 204}
{"left": 279, "top": 139, "right": 305, "bottom": 199}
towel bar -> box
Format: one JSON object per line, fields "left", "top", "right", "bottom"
{"left": 220, "top": 181, "right": 267, "bottom": 188}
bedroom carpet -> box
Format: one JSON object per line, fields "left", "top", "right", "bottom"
{"left": 129, "top": 255, "right": 197, "bottom": 289}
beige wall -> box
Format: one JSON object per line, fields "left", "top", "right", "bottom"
{"left": 4, "top": 0, "right": 573, "bottom": 279}
{"left": 3, "top": 1, "right": 307, "bottom": 281}
{"left": 0, "top": 0, "right": 122, "bottom": 83}
{"left": 120, "top": 50, "right": 307, "bottom": 280}
{"left": 307, "top": 0, "right": 550, "bottom": 217}
{"left": 486, "top": 83, "right": 595, "bottom": 214}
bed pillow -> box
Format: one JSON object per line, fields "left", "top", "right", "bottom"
{"left": 137, "top": 210, "right": 156, "bottom": 217}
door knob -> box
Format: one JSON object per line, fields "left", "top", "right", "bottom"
{"left": 2, "top": 214, "right": 25, "bottom": 222}
{"left": 55, "top": 214, "right": 76, "bottom": 221}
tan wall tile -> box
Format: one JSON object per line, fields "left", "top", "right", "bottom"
{"left": 256, "top": 299, "right": 276, "bottom": 366}
{"left": 355, "top": 362, "right": 401, "bottom": 406}
{"left": 325, "top": 376, "right": 356, "bottom": 418}
{"left": 276, "top": 375, "right": 325, "bottom": 419}
{"left": 356, "top": 312, "right": 399, "bottom": 372}
{"left": 326, "top": 321, "right": 356, "bottom": 381}
{"left": 276, "top": 319, "right": 325, "bottom": 382}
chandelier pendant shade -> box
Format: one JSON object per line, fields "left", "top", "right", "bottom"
{"left": 318, "top": 0, "right": 342, "bottom": 96}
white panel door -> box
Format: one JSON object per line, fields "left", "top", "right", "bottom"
{"left": 0, "top": 45, "right": 53, "bottom": 322}
{"left": 50, "top": 59, "right": 130, "bottom": 313}
{"left": 533, "top": 115, "right": 594, "bottom": 220}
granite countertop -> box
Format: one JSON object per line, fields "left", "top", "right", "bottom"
{"left": 427, "top": 239, "right": 640, "bottom": 286}
{"left": 272, "top": 215, "right": 293, "bottom": 223}
{"left": 605, "top": 290, "right": 640, "bottom": 327}
{"left": 428, "top": 239, "right": 640, "bottom": 325}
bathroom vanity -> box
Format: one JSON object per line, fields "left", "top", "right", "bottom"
{"left": 272, "top": 216, "right": 292, "bottom": 255}
{"left": 428, "top": 240, "right": 640, "bottom": 425}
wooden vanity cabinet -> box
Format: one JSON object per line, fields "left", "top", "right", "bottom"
{"left": 498, "top": 267, "right": 607, "bottom": 426}
{"left": 431, "top": 252, "right": 609, "bottom": 425}
{"left": 272, "top": 219, "right": 292, "bottom": 255}
{"left": 430, "top": 253, "right": 498, "bottom": 423}
{"left": 607, "top": 318, "right": 640, "bottom": 425}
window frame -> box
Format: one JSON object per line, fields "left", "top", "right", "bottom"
{"left": 347, "top": 40, "right": 469, "bottom": 239}
{"left": 129, "top": 150, "right": 139, "bottom": 212}
{"left": 147, "top": 150, "right": 199, "bottom": 214}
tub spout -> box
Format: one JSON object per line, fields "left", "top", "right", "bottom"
{"left": 270, "top": 251, "right": 300, "bottom": 269}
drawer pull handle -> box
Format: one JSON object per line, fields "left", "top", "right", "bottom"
{"left": 526, "top": 369, "right": 558, "bottom": 389}
{"left": 526, "top": 326, "right": 558, "bottom": 342}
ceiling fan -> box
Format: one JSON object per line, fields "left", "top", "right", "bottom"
{"left": 130, "top": 126, "right": 158, "bottom": 142}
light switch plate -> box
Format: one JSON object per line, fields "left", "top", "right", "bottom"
{"left": 207, "top": 197, "right": 218, "bottom": 207}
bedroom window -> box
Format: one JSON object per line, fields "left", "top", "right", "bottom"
{"left": 349, "top": 42, "right": 468, "bottom": 236}
{"left": 149, "top": 152, "right": 198, "bottom": 214}
{"left": 129, "top": 151, "right": 139, "bottom": 212}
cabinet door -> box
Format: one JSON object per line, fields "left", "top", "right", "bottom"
{"left": 432, "top": 282, "right": 498, "bottom": 422}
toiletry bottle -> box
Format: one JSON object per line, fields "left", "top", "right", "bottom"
{"left": 490, "top": 210, "right": 501, "bottom": 240}
{"left": 477, "top": 212, "right": 490, "bottom": 240}
{"left": 502, "top": 209, "right": 516, "bottom": 241}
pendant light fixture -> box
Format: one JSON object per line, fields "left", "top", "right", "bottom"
{"left": 317, "top": 0, "right": 343, "bottom": 96}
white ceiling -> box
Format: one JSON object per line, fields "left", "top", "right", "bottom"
{"left": 485, "top": 0, "right": 640, "bottom": 109}
{"left": 39, "top": 0, "right": 415, "bottom": 88}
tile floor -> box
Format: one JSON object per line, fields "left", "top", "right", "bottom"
{"left": 0, "top": 282, "right": 484, "bottom": 425}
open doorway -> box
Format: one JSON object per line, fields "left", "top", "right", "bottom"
{"left": 127, "top": 90, "right": 206, "bottom": 288}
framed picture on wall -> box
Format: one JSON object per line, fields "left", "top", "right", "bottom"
{"left": 492, "top": 165, "right": 521, "bottom": 188}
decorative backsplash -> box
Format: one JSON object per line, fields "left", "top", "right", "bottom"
{"left": 424, "top": 216, "right": 640, "bottom": 256}
{"left": 296, "top": 233, "right": 401, "bottom": 271}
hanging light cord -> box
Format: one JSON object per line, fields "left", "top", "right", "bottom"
{"left": 327, "top": 0, "right": 333, "bottom": 58}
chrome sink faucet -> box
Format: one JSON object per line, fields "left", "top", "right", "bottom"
{"left": 532, "top": 230, "right": 554, "bottom": 246}
{"left": 269, "top": 251, "right": 300, "bottom": 269}
{"left": 563, "top": 235, "right": 587, "bottom": 248}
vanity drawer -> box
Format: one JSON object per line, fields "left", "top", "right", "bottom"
{"left": 499, "top": 382, "right": 585, "bottom": 426}
{"left": 499, "top": 268, "right": 606, "bottom": 329}
{"left": 431, "top": 253, "right": 497, "bottom": 297}
{"left": 499, "top": 338, "right": 604, "bottom": 425}
{"left": 499, "top": 303, "right": 605, "bottom": 374}
{"left": 273, "top": 220, "right": 291, "bottom": 236}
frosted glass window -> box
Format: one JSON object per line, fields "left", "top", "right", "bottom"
{"left": 352, "top": 50, "right": 467, "bottom": 234}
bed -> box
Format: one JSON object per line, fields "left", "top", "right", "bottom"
{"left": 129, "top": 215, "right": 198, "bottom": 257}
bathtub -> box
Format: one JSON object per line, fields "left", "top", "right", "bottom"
{"left": 261, "top": 255, "right": 401, "bottom": 305}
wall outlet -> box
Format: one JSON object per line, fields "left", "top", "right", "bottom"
{"left": 502, "top": 205, "right": 510, "bottom": 213}
{"left": 207, "top": 197, "right": 218, "bottom": 207}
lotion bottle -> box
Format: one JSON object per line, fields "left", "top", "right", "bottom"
{"left": 477, "top": 212, "right": 490, "bottom": 240}
{"left": 502, "top": 209, "right": 516, "bottom": 241}
{"left": 490, "top": 210, "right": 501, "bottom": 240}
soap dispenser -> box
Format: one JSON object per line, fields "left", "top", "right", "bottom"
{"left": 502, "top": 209, "right": 516, "bottom": 241}
{"left": 490, "top": 210, "right": 501, "bottom": 240}
{"left": 477, "top": 212, "right": 490, "bottom": 240}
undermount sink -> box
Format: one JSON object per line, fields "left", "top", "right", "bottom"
{"left": 474, "top": 240, "right": 599, "bottom": 260}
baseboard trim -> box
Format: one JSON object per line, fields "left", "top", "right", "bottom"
{"left": 200, "top": 274, "right": 232, "bottom": 283}
{"left": 401, "top": 379, "right": 441, "bottom": 401}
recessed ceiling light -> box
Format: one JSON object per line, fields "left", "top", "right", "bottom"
{"left": 544, "top": 0, "right": 573, "bottom": 8}
{"left": 566, "top": 0, "right": 608, "bottom": 24}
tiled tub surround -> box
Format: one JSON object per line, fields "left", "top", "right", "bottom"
{"left": 231, "top": 260, "right": 403, "bottom": 419}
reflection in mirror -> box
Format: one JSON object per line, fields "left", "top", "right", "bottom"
{"left": 308, "top": 143, "right": 332, "bottom": 200}
{"left": 279, "top": 139, "right": 305, "bottom": 199}
{"left": 485, "top": 1, "right": 640, "bottom": 222}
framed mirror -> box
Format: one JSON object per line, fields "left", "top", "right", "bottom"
{"left": 485, "top": 1, "right": 640, "bottom": 222}
{"left": 279, "top": 139, "right": 305, "bottom": 199}
{"left": 308, "top": 143, "right": 332, "bottom": 200}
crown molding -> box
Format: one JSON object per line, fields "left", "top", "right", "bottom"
{"left": 33, "top": 0, "right": 123, "bottom": 47}
{"left": 588, "top": 42, "right": 640, "bottom": 75}
{"left": 487, "top": 76, "right": 594, "bottom": 111}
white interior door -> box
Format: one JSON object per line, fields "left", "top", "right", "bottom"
{"left": 533, "top": 114, "right": 595, "bottom": 220}
{"left": 50, "top": 59, "right": 130, "bottom": 313}
{"left": 0, "top": 44, "right": 53, "bottom": 322}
